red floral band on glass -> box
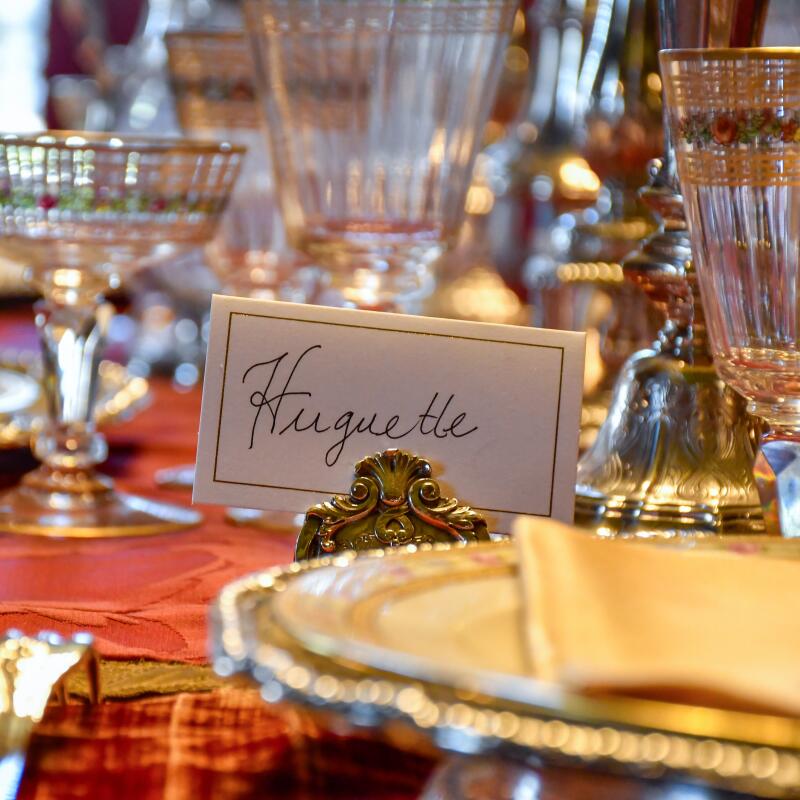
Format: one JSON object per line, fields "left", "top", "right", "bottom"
{"left": 679, "top": 110, "right": 800, "bottom": 147}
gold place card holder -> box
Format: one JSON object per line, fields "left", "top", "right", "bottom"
{"left": 295, "top": 449, "right": 489, "bottom": 560}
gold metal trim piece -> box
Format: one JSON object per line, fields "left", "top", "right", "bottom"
{"left": 0, "top": 631, "right": 99, "bottom": 796}
{"left": 0, "top": 630, "right": 100, "bottom": 714}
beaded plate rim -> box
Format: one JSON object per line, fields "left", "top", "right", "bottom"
{"left": 212, "top": 540, "right": 800, "bottom": 798}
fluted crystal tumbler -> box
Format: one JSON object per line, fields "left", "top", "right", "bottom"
{"left": 244, "top": 0, "right": 516, "bottom": 312}
{"left": 662, "top": 49, "right": 800, "bottom": 536}
{"left": 0, "top": 132, "right": 243, "bottom": 537}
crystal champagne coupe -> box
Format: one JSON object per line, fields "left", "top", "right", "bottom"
{"left": 245, "top": 0, "right": 517, "bottom": 313}
{"left": 0, "top": 132, "right": 243, "bottom": 537}
{"left": 662, "top": 49, "right": 800, "bottom": 536}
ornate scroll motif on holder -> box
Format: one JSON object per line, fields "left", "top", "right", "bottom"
{"left": 294, "top": 449, "right": 489, "bottom": 560}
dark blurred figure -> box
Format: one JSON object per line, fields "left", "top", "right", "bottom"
{"left": 46, "top": 0, "right": 143, "bottom": 128}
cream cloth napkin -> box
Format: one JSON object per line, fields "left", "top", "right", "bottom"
{"left": 513, "top": 517, "right": 800, "bottom": 715}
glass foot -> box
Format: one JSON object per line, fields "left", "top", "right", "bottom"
{"left": 154, "top": 463, "right": 195, "bottom": 490}
{"left": 753, "top": 436, "right": 800, "bottom": 538}
{"left": 225, "top": 506, "right": 303, "bottom": 533}
{"left": 0, "top": 466, "right": 202, "bottom": 538}
{"left": 420, "top": 758, "right": 539, "bottom": 800}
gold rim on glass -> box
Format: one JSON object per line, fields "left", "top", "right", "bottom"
{"left": 0, "top": 131, "right": 246, "bottom": 156}
{"left": 660, "top": 46, "right": 800, "bottom": 63}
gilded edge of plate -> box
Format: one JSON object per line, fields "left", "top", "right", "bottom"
{"left": 211, "top": 541, "right": 800, "bottom": 798}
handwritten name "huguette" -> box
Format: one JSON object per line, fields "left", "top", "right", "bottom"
{"left": 243, "top": 345, "right": 478, "bottom": 467}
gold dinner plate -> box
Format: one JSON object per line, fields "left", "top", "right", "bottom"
{"left": 213, "top": 541, "right": 800, "bottom": 798}
{"left": 0, "top": 351, "right": 150, "bottom": 448}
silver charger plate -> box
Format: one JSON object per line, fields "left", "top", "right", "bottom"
{"left": 0, "top": 351, "right": 150, "bottom": 448}
{"left": 212, "top": 541, "right": 800, "bottom": 799}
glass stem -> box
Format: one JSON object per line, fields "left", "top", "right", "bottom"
{"left": 32, "top": 283, "right": 112, "bottom": 475}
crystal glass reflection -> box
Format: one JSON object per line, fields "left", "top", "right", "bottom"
{"left": 156, "top": 30, "right": 310, "bottom": 499}
{"left": 662, "top": 49, "right": 800, "bottom": 536}
{"left": 166, "top": 30, "right": 310, "bottom": 302}
{"left": 0, "top": 132, "right": 242, "bottom": 537}
{"left": 245, "top": 0, "right": 516, "bottom": 312}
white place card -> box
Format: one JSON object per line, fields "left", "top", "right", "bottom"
{"left": 194, "top": 296, "right": 585, "bottom": 532}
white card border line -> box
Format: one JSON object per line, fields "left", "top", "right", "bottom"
{"left": 211, "top": 309, "right": 566, "bottom": 518}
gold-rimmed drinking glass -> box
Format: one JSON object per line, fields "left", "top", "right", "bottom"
{"left": 0, "top": 132, "right": 243, "bottom": 537}
{"left": 662, "top": 48, "right": 800, "bottom": 536}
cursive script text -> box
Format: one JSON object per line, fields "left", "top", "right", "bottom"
{"left": 243, "top": 346, "right": 478, "bottom": 466}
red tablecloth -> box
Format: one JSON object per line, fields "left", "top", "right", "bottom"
{"left": 0, "top": 379, "right": 297, "bottom": 664}
{"left": 20, "top": 688, "right": 435, "bottom": 800}
{"left": 0, "top": 349, "right": 437, "bottom": 800}
{"left": 0, "top": 315, "right": 740, "bottom": 800}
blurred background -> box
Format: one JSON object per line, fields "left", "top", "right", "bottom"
{"left": 0, "top": 0, "right": 795, "bottom": 442}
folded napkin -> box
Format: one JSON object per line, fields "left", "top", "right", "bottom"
{"left": 513, "top": 518, "right": 800, "bottom": 715}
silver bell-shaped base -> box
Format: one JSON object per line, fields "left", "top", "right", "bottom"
{"left": 575, "top": 345, "right": 765, "bottom": 537}
{"left": 574, "top": 148, "right": 765, "bottom": 538}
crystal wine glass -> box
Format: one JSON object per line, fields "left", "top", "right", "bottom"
{"left": 244, "top": 0, "right": 517, "bottom": 313}
{"left": 154, "top": 30, "right": 311, "bottom": 497}
{"left": 0, "top": 132, "right": 243, "bottom": 537}
{"left": 165, "top": 29, "right": 311, "bottom": 302}
{"left": 662, "top": 48, "right": 800, "bottom": 536}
